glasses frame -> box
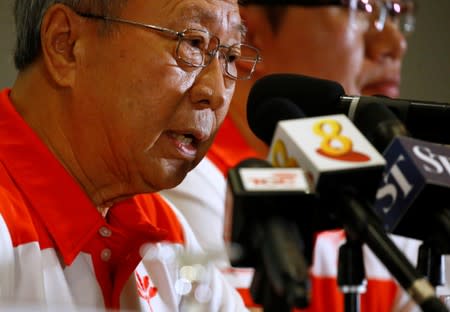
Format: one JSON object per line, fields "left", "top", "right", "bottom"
{"left": 346, "top": 0, "right": 416, "bottom": 34}
{"left": 75, "top": 12, "right": 262, "bottom": 80}
{"left": 245, "top": 0, "right": 415, "bottom": 34}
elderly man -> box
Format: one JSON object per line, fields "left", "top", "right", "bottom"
{"left": 0, "top": 0, "right": 262, "bottom": 310}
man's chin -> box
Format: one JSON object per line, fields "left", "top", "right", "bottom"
{"left": 146, "top": 157, "right": 201, "bottom": 190}
{"left": 160, "top": 167, "right": 190, "bottom": 189}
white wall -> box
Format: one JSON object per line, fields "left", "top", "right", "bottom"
{"left": 400, "top": 0, "right": 450, "bottom": 103}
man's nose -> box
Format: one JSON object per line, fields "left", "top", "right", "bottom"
{"left": 189, "top": 56, "right": 233, "bottom": 111}
{"left": 365, "top": 19, "right": 408, "bottom": 62}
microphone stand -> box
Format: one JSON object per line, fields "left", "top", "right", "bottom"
{"left": 332, "top": 186, "right": 449, "bottom": 312}
{"left": 417, "top": 207, "right": 450, "bottom": 290}
{"left": 417, "top": 242, "right": 446, "bottom": 288}
{"left": 337, "top": 232, "right": 367, "bottom": 312}
{"left": 249, "top": 217, "right": 310, "bottom": 312}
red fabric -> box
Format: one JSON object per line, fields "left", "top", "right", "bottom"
{"left": 206, "top": 116, "right": 262, "bottom": 176}
{"left": 298, "top": 276, "right": 397, "bottom": 312}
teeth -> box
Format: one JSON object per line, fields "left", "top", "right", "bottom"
{"left": 173, "top": 133, "right": 193, "bottom": 144}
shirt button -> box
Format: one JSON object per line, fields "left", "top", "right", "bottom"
{"left": 98, "top": 226, "right": 112, "bottom": 237}
{"left": 101, "top": 248, "right": 112, "bottom": 261}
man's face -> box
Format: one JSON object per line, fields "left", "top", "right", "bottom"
{"left": 257, "top": 6, "right": 407, "bottom": 97}
{"left": 70, "top": 0, "right": 242, "bottom": 193}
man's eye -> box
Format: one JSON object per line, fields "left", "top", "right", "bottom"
{"left": 184, "top": 36, "right": 206, "bottom": 49}
{"left": 189, "top": 38, "right": 202, "bottom": 48}
{"left": 226, "top": 47, "right": 241, "bottom": 63}
{"left": 226, "top": 54, "right": 238, "bottom": 63}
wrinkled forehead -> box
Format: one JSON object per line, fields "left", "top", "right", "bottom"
{"left": 160, "top": 0, "right": 244, "bottom": 40}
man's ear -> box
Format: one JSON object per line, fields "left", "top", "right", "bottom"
{"left": 238, "top": 5, "right": 272, "bottom": 74}
{"left": 40, "top": 4, "right": 81, "bottom": 87}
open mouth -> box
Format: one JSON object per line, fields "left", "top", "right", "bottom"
{"left": 168, "top": 131, "right": 201, "bottom": 158}
{"left": 171, "top": 133, "right": 195, "bottom": 145}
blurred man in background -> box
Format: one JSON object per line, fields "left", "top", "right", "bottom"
{"left": 0, "top": 0, "right": 260, "bottom": 310}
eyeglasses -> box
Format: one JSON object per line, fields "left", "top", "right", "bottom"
{"left": 75, "top": 12, "right": 262, "bottom": 80}
{"left": 244, "top": 0, "right": 415, "bottom": 35}
{"left": 346, "top": 0, "right": 416, "bottom": 34}
{"left": 310, "top": 0, "right": 416, "bottom": 34}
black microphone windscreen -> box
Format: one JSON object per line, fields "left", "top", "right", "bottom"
{"left": 234, "top": 157, "right": 272, "bottom": 169}
{"left": 247, "top": 96, "right": 305, "bottom": 145}
{"left": 247, "top": 73, "right": 345, "bottom": 118}
{"left": 353, "top": 101, "right": 410, "bottom": 152}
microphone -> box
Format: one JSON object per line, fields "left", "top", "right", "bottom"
{"left": 247, "top": 100, "right": 448, "bottom": 311}
{"left": 351, "top": 101, "right": 411, "bottom": 152}
{"left": 225, "top": 158, "right": 315, "bottom": 310}
{"left": 365, "top": 106, "right": 450, "bottom": 287}
{"left": 373, "top": 136, "right": 450, "bottom": 253}
{"left": 342, "top": 84, "right": 450, "bottom": 293}
{"left": 344, "top": 95, "right": 450, "bottom": 251}
{"left": 266, "top": 114, "right": 387, "bottom": 198}
{"left": 247, "top": 73, "right": 450, "bottom": 144}
{"left": 247, "top": 97, "right": 306, "bottom": 147}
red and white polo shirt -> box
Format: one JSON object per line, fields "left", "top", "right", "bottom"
{"left": 0, "top": 88, "right": 247, "bottom": 311}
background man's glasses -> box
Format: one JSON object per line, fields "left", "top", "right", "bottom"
{"left": 241, "top": 0, "right": 416, "bottom": 35}
{"left": 343, "top": 0, "right": 416, "bottom": 34}
{"left": 75, "top": 12, "right": 262, "bottom": 80}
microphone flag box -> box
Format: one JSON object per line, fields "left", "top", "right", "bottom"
{"left": 267, "top": 114, "right": 386, "bottom": 200}
{"left": 373, "top": 136, "right": 450, "bottom": 243}
{"left": 237, "top": 167, "right": 310, "bottom": 192}
{"left": 225, "top": 166, "right": 319, "bottom": 266}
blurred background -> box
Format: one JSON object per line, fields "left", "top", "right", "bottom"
{"left": 1, "top": 0, "right": 449, "bottom": 102}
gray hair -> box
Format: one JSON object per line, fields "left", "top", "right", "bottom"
{"left": 13, "top": 0, "right": 126, "bottom": 71}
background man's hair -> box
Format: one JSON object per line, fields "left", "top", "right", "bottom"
{"left": 239, "top": 1, "right": 288, "bottom": 33}
{"left": 262, "top": 6, "right": 288, "bottom": 32}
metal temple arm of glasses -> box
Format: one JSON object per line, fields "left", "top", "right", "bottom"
{"left": 76, "top": 12, "right": 181, "bottom": 38}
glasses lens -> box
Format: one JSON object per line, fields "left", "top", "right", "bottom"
{"left": 346, "top": 0, "right": 415, "bottom": 34}
{"left": 178, "top": 30, "right": 259, "bottom": 80}
{"left": 177, "top": 29, "right": 220, "bottom": 67}
{"left": 387, "top": 0, "right": 416, "bottom": 34}
{"left": 177, "top": 30, "right": 206, "bottom": 67}
{"left": 224, "top": 44, "right": 260, "bottom": 80}
{"left": 347, "top": 0, "right": 387, "bottom": 32}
